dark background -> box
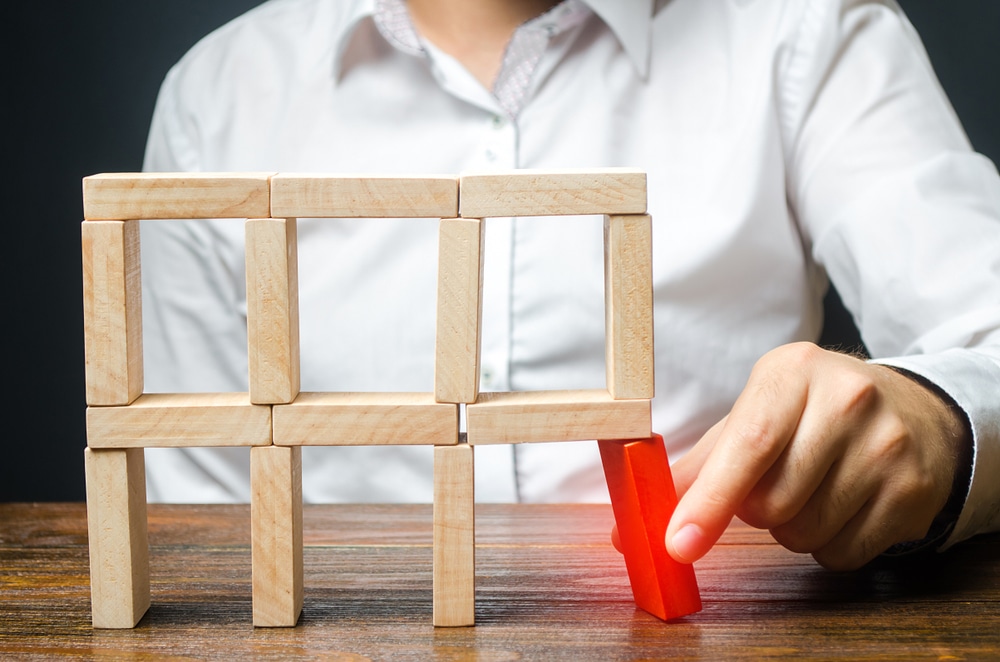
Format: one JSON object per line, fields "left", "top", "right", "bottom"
{"left": 3, "top": 1, "right": 998, "bottom": 501}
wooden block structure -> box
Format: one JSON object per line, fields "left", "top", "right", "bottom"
{"left": 80, "top": 168, "right": 698, "bottom": 629}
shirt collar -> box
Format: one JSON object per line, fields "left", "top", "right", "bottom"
{"left": 331, "top": 0, "right": 379, "bottom": 78}
{"left": 332, "top": 0, "right": 655, "bottom": 80}
{"left": 579, "top": 0, "right": 654, "bottom": 79}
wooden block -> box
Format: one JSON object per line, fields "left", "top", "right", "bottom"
{"left": 435, "top": 218, "right": 484, "bottom": 404}
{"left": 605, "top": 214, "right": 654, "bottom": 399}
{"left": 598, "top": 433, "right": 701, "bottom": 621}
{"left": 273, "top": 392, "right": 459, "bottom": 446}
{"left": 433, "top": 443, "right": 475, "bottom": 627}
{"left": 459, "top": 168, "right": 646, "bottom": 218}
{"left": 246, "top": 218, "right": 301, "bottom": 404}
{"left": 83, "top": 172, "right": 272, "bottom": 220}
{"left": 251, "top": 445, "right": 303, "bottom": 627}
{"left": 466, "top": 390, "right": 650, "bottom": 445}
{"left": 270, "top": 174, "right": 459, "bottom": 218}
{"left": 85, "top": 447, "right": 150, "bottom": 628}
{"left": 86, "top": 393, "right": 272, "bottom": 448}
{"left": 82, "top": 220, "right": 143, "bottom": 406}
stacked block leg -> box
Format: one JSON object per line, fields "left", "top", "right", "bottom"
{"left": 604, "top": 214, "right": 654, "bottom": 400}
{"left": 598, "top": 434, "right": 701, "bottom": 621}
{"left": 85, "top": 447, "right": 150, "bottom": 628}
{"left": 251, "top": 446, "right": 304, "bottom": 627}
{"left": 435, "top": 217, "right": 485, "bottom": 404}
{"left": 246, "top": 218, "right": 301, "bottom": 405}
{"left": 82, "top": 220, "right": 143, "bottom": 406}
{"left": 433, "top": 443, "right": 475, "bottom": 626}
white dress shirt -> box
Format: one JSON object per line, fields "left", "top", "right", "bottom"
{"left": 140, "top": 0, "right": 1000, "bottom": 548}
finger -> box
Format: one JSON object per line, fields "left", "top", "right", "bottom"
{"left": 737, "top": 383, "right": 855, "bottom": 531}
{"left": 809, "top": 490, "right": 917, "bottom": 571}
{"left": 666, "top": 361, "right": 809, "bottom": 563}
{"left": 756, "top": 357, "right": 917, "bottom": 554}
{"left": 768, "top": 457, "right": 877, "bottom": 554}
{"left": 671, "top": 416, "right": 726, "bottom": 499}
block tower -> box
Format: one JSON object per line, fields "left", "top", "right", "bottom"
{"left": 81, "top": 168, "right": 701, "bottom": 629}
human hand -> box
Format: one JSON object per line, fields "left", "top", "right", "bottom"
{"left": 665, "top": 342, "right": 969, "bottom": 570}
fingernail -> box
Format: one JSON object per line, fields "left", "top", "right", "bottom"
{"left": 669, "top": 523, "right": 706, "bottom": 563}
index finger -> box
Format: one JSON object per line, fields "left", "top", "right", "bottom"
{"left": 665, "top": 363, "right": 808, "bottom": 563}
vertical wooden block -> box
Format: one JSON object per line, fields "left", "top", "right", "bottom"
{"left": 82, "top": 221, "right": 143, "bottom": 406}
{"left": 246, "top": 218, "right": 301, "bottom": 404}
{"left": 598, "top": 433, "right": 701, "bottom": 621}
{"left": 85, "top": 447, "right": 150, "bottom": 628}
{"left": 435, "top": 218, "right": 484, "bottom": 404}
{"left": 604, "top": 214, "right": 654, "bottom": 400}
{"left": 433, "top": 443, "right": 475, "bottom": 627}
{"left": 251, "top": 446, "right": 303, "bottom": 627}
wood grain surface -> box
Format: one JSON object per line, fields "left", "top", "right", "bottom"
{"left": 1, "top": 503, "right": 998, "bottom": 660}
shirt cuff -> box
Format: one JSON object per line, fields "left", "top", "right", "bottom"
{"left": 871, "top": 348, "right": 1000, "bottom": 550}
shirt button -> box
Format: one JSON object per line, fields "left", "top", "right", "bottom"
{"left": 485, "top": 149, "right": 497, "bottom": 162}
{"left": 491, "top": 115, "right": 506, "bottom": 129}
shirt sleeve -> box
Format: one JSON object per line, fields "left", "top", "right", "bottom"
{"left": 779, "top": 0, "right": 1000, "bottom": 546}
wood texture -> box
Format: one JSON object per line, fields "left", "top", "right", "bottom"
{"left": 246, "top": 218, "right": 301, "bottom": 404}
{"left": 84, "top": 448, "right": 150, "bottom": 628}
{"left": 466, "top": 390, "right": 651, "bottom": 445}
{"left": 598, "top": 434, "right": 701, "bottom": 621}
{"left": 270, "top": 174, "right": 459, "bottom": 218}
{"left": 459, "top": 169, "right": 647, "bottom": 217}
{"left": 272, "top": 392, "right": 459, "bottom": 446}
{"left": 435, "top": 218, "right": 484, "bottom": 404}
{"left": 86, "top": 393, "right": 272, "bottom": 448}
{"left": 82, "top": 220, "right": 143, "bottom": 406}
{"left": 251, "top": 446, "right": 303, "bottom": 627}
{"left": 604, "top": 214, "right": 655, "bottom": 399}
{"left": 5, "top": 503, "right": 999, "bottom": 659}
{"left": 433, "top": 444, "right": 476, "bottom": 627}
{"left": 83, "top": 172, "right": 272, "bottom": 220}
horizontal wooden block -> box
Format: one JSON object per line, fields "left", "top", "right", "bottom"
{"left": 272, "top": 392, "right": 459, "bottom": 446}
{"left": 87, "top": 393, "right": 272, "bottom": 448}
{"left": 270, "top": 174, "right": 459, "bottom": 218}
{"left": 82, "top": 220, "right": 143, "bottom": 406}
{"left": 459, "top": 169, "right": 646, "bottom": 218}
{"left": 83, "top": 172, "right": 272, "bottom": 220}
{"left": 605, "top": 214, "right": 655, "bottom": 399}
{"left": 466, "top": 390, "right": 650, "bottom": 445}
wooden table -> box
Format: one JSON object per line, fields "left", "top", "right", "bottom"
{"left": 1, "top": 503, "right": 998, "bottom": 660}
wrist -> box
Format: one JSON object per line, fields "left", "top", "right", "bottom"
{"left": 879, "top": 365, "right": 973, "bottom": 555}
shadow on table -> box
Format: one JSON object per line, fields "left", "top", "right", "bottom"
{"left": 792, "top": 532, "right": 1000, "bottom": 606}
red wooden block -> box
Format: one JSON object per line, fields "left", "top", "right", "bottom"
{"left": 598, "top": 433, "right": 702, "bottom": 620}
